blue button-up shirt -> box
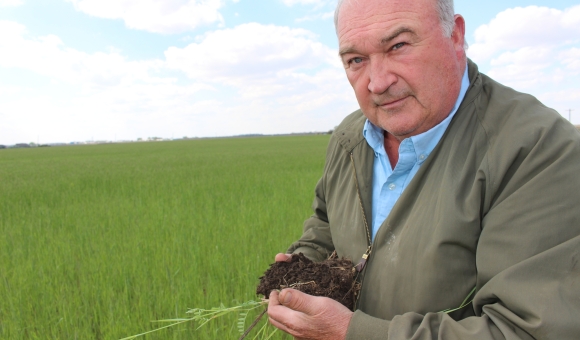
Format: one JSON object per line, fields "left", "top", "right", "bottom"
{"left": 363, "top": 66, "right": 470, "bottom": 240}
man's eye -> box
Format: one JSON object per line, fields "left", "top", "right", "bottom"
{"left": 392, "top": 42, "right": 406, "bottom": 50}
{"left": 349, "top": 57, "right": 363, "bottom": 64}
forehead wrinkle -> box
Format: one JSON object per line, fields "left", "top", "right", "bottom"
{"left": 337, "top": 7, "right": 422, "bottom": 44}
{"left": 338, "top": 24, "right": 417, "bottom": 57}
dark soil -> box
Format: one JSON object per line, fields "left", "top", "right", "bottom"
{"left": 256, "top": 253, "right": 360, "bottom": 310}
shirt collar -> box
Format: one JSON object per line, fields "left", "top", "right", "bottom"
{"left": 363, "top": 64, "right": 470, "bottom": 163}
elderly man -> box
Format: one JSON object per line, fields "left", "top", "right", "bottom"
{"left": 267, "top": 0, "right": 580, "bottom": 339}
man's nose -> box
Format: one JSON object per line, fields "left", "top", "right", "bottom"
{"left": 367, "top": 58, "right": 396, "bottom": 94}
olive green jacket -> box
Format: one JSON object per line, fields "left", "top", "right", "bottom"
{"left": 288, "top": 61, "right": 580, "bottom": 339}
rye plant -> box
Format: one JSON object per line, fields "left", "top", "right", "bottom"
{"left": 119, "top": 300, "right": 276, "bottom": 340}
{"left": 0, "top": 136, "right": 328, "bottom": 339}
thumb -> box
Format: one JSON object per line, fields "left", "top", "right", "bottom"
{"left": 278, "top": 288, "right": 318, "bottom": 315}
{"left": 274, "top": 253, "right": 292, "bottom": 262}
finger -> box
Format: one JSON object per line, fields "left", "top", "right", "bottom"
{"left": 268, "top": 316, "right": 308, "bottom": 340}
{"left": 268, "top": 290, "right": 281, "bottom": 307}
{"left": 267, "top": 291, "right": 299, "bottom": 336}
{"left": 278, "top": 288, "right": 319, "bottom": 315}
{"left": 274, "top": 253, "right": 292, "bottom": 262}
{"left": 267, "top": 316, "right": 291, "bottom": 334}
{"left": 270, "top": 289, "right": 352, "bottom": 340}
{"left": 268, "top": 290, "right": 289, "bottom": 320}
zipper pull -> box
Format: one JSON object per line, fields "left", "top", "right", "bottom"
{"left": 355, "top": 246, "right": 372, "bottom": 272}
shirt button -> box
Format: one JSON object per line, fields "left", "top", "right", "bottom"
{"left": 388, "top": 184, "right": 396, "bottom": 190}
{"left": 419, "top": 154, "right": 426, "bottom": 160}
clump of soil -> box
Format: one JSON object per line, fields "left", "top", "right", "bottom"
{"left": 256, "top": 253, "right": 360, "bottom": 310}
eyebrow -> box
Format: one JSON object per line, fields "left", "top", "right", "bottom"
{"left": 338, "top": 45, "right": 358, "bottom": 57}
{"left": 380, "top": 27, "right": 415, "bottom": 45}
{"left": 338, "top": 26, "right": 416, "bottom": 57}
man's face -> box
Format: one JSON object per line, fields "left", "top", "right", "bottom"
{"left": 337, "top": 0, "right": 466, "bottom": 140}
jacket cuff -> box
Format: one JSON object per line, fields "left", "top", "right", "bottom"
{"left": 346, "top": 310, "right": 391, "bottom": 340}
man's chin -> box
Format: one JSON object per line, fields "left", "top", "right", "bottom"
{"left": 373, "top": 117, "right": 423, "bottom": 140}
{"left": 387, "top": 127, "right": 421, "bottom": 140}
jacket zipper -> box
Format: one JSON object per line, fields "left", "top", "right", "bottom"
{"left": 349, "top": 152, "right": 373, "bottom": 308}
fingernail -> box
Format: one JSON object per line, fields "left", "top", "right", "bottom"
{"left": 282, "top": 291, "right": 292, "bottom": 305}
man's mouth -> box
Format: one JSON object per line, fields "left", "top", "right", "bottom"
{"left": 376, "top": 96, "right": 409, "bottom": 108}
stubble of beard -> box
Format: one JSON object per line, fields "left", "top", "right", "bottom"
{"left": 367, "top": 88, "right": 420, "bottom": 138}
{"left": 371, "top": 86, "right": 413, "bottom": 110}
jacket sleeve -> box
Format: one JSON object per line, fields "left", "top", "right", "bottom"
{"left": 286, "top": 175, "right": 335, "bottom": 262}
{"left": 346, "top": 114, "right": 580, "bottom": 338}
{"left": 285, "top": 110, "right": 369, "bottom": 263}
{"left": 346, "top": 236, "right": 580, "bottom": 339}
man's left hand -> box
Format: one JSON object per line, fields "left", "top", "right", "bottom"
{"left": 267, "top": 288, "right": 353, "bottom": 340}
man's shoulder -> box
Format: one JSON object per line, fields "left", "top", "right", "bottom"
{"left": 464, "top": 61, "right": 563, "bottom": 135}
{"left": 335, "top": 109, "right": 366, "bottom": 132}
{"left": 483, "top": 73, "right": 557, "bottom": 117}
{"left": 473, "top": 73, "right": 577, "bottom": 140}
{"left": 330, "top": 109, "right": 368, "bottom": 152}
{"left": 455, "top": 72, "right": 580, "bottom": 168}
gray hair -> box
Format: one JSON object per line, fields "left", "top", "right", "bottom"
{"left": 334, "top": 0, "right": 455, "bottom": 37}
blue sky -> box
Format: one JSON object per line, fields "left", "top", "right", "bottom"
{"left": 1, "top": 0, "right": 579, "bottom": 144}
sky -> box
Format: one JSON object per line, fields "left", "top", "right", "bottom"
{"left": 0, "top": 0, "right": 579, "bottom": 145}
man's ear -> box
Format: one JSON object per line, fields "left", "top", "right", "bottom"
{"left": 452, "top": 14, "right": 466, "bottom": 55}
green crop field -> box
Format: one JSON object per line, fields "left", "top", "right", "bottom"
{"left": 0, "top": 135, "right": 330, "bottom": 339}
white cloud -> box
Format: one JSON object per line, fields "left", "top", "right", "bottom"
{"left": 65, "top": 0, "right": 224, "bottom": 34}
{"left": 465, "top": 5, "right": 580, "bottom": 124}
{"left": 561, "top": 4, "right": 580, "bottom": 28}
{"left": 0, "top": 21, "right": 167, "bottom": 88}
{"left": 164, "top": 23, "right": 355, "bottom": 133}
{"left": 0, "top": 20, "right": 214, "bottom": 144}
{"left": 0, "top": 21, "right": 357, "bottom": 144}
{"left": 468, "top": 5, "right": 580, "bottom": 63}
{"left": 484, "top": 47, "right": 554, "bottom": 89}
{"left": 282, "top": 0, "right": 326, "bottom": 6}
{"left": 466, "top": 5, "right": 580, "bottom": 107}
{"left": 0, "top": 0, "right": 23, "bottom": 7}
{"left": 165, "top": 23, "right": 341, "bottom": 96}
{"left": 538, "top": 88, "right": 580, "bottom": 123}
{"left": 540, "top": 88, "right": 580, "bottom": 104}
{"left": 560, "top": 48, "right": 580, "bottom": 72}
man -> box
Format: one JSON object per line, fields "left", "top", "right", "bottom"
{"left": 267, "top": 0, "right": 580, "bottom": 339}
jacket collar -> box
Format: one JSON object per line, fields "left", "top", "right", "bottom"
{"left": 462, "top": 59, "right": 481, "bottom": 112}
{"left": 334, "top": 111, "right": 368, "bottom": 152}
